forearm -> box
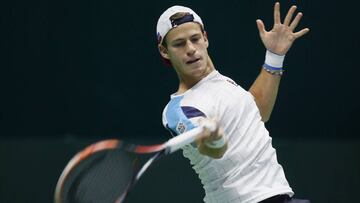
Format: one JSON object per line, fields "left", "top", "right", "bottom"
{"left": 249, "top": 68, "right": 281, "bottom": 122}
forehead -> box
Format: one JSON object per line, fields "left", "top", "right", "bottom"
{"left": 166, "top": 22, "right": 203, "bottom": 42}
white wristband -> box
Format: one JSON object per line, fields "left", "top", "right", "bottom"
{"left": 205, "top": 137, "right": 226, "bottom": 149}
{"left": 264, "top": 50, "right": 285, "bottom": 68}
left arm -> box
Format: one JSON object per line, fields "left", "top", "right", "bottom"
{"left": 249, "top": 68, "right": 280, "bottom": 122}
{"left": 249, "top": 2, "right": 310, "bottom": 122}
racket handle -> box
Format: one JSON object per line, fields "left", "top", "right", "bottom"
{"left": 165, "top": 120, "right": 217, "bottom": 154}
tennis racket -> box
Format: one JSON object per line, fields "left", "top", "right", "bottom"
{"left": 54, "top": 120, "right": 216, "bottom": 203}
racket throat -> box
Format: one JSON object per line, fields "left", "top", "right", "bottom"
{"left": 135, "top": 151, "right": 164, "bottom": 181}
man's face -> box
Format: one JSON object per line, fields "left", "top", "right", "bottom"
{"left": 160, "top": 22, "right": 210, "bottom": 80}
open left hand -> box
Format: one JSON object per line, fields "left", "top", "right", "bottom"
{"left": 256, "top": 2, "right": 310, "bottom": 55}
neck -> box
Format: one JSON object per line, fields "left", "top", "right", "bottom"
{"left": 176, "top": 56, "right": 215, "bottom": 94}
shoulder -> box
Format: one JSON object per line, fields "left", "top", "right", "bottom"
{"left": 162, "top": 104, "right": 169, "bottom": 127}
{"left": 193, "top": 71, "right": 249, "bottom": 102}
{"left": 200, "top": 71, "right": 246, "bottom": 93}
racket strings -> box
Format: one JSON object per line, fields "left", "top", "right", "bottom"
{"left": 67, "top": 150, "right": 138, "bottom": 203}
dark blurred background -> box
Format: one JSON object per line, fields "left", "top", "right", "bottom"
{"left": 1, "top": 0, "right": 359, "bottom": 202}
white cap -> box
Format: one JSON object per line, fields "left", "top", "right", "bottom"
{"left": 156, "top": 5, "right": 204, "bottom": 44}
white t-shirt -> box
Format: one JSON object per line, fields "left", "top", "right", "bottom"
{"left": 162, "top": 70, "right": 294, "bottom": 203}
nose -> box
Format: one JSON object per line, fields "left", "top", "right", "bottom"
{"left": 186, "top": 41, "right": 196, "bottom": 56}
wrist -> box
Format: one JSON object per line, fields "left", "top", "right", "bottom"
{"left": 205, "top": 137, "right": 226, "bottom": 149}
{"left": 263, "top": 50, "right": 285, "bottom": 76}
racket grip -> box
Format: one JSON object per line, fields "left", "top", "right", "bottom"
{"left": 165, "top": 120, "right": 217, "bottom": 154}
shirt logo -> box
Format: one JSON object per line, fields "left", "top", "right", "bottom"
{"left": 176, "top": 122, "right": 186, "bottom": 134}
{"left": 226, "top": 79, "right": 238, "bottom": 86}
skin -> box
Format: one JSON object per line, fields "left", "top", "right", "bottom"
{"left": 159, "top": 2, "right": 309, "bottom": 159}
{"left": 250, "top": 3, "right": 309, "bottom": 122}
{"left": 158, "top": 22, "right": 214, "bottom": 94}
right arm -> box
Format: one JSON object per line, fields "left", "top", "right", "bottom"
{"left": 196, "top": 119, "right": 227, "bottom": 159}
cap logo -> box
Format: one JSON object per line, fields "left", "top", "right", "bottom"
{"left": 170, "top": 14, "right": 195, "bottom": 28}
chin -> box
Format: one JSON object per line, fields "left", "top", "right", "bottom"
{"left": 191, "top": 66, "right": 208, "bottom": 78}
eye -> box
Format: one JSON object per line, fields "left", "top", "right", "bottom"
{"left": 191, "top": 36, "right": 201, "bottom": 43}
{"left": 172, "top": 41, "right": 185, "bottom": 47}
{"left": 190, "top": 34, "right": 202, "bottom": 42}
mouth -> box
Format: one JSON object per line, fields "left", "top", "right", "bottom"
{"left": 186, "top": 58, "right": 200, "bottom": 65}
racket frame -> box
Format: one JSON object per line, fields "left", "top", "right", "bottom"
{"left": 54, "top": 120, "right": 216, "bottom": 203}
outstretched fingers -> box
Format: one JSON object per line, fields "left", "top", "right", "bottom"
{"left": 294, "top": 28, "right": 310, "bottom": 38}
{"left": 289, "top": 12, "right": 303, "bottom": 31}
{"left": 274, "top": 2, "right": 281, "bottom": 24}
{"left": 284, "top": 5, "right": 297, "bottom": 26}
{"left": 256, "top": 19, "right": 266, "bottom": 37}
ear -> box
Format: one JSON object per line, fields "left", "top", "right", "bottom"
{"left": 158, "top": 44, "right": 170, "bottom": 60}
{"left": 203, "top": 31, "right": 209, "bottom": 48}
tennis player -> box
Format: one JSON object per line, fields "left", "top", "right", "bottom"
{"left": 157, "top": 3, "right": 310, "bottom": 203}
